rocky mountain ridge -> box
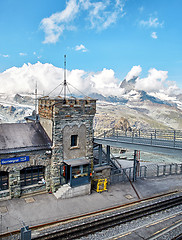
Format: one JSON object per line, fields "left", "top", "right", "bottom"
{"left": 93, "top": 76, "right": 182, "bottom": 133}
{"left": 0, "top": 76, "right": 182, "bottom": 133}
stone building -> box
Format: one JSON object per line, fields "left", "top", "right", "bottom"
{"left": 0, "top": 96, "right": 96, "bottom": 199}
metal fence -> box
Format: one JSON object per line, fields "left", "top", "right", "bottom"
{"left": 110, "top": 166, "right": 147, "bottom": 184}
{"left": 96, "top": 127, "right": 182, "bottom": 147}
{"left": 157, "top": 163, "right": 182, "bottom": 176}
{"left": 110, "top": 163, "right": 182, "bottom": 184}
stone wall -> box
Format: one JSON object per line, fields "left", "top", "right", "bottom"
{"left": 39, "top": 97, "right": 96, "bottom": 192}
{"left": 0, "top": 150, "right": 51, "bottom": 198}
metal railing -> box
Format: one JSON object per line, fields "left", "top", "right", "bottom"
{"left": 157, "top": 163, "right": 182, "bottom": 177}
{"left": 110, "top": 152, "right": 122, "bottom": 170}
{"left": 96, "top": 127, "right": 182, "bottom": 147}
{"left": 110, "top": 163, "right": 182, "bottom": 184}
{"left": 111, "top": 166, "right": 147, "bottom": 183}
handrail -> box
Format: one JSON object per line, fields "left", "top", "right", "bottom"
{"left": 110, "top": 152, "right": 122, "bottom": 169}
{"left": 95, "top": 127, "right": 182, "bottom": 147}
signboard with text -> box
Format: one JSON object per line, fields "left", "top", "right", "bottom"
{"left": 1, "top": 156, "right": 29, "bottom": 165}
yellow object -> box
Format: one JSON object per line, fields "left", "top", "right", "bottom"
{"left": 95, "top": 178, "right": 107, "bottom": 193}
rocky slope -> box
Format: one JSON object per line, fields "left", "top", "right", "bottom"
{"left": 0, "top": 88, "right": 182, "bottom": 134}
{"left": 93, "top": 76, "right": 182, "bottom": 134}
{"left": 0, "top": 93, "right": 34, "bottom": 123}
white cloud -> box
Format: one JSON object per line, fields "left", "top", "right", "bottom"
{"left": 135, "top": 68, "right": 168, "bottom": 92}
{"left": 0, "top": 63, "right": 179, "bottom": 98}
{"left": 140, "top": 17, "right": 164, "bottom": 28}
{"left": 40, "top": 0, "right": 126, "bottom": 43}
{"left": 19, "top": 52, "right": 27, "bottom": 56}
{"left": 102, "top": 11, "right": 118, "bottom": 29}
{"left": 40, "top": 0, "right": 79, "bottom": 43}
{"left": 75, "top": 44, "right": 88, "bottom": 52}
{"left": 2, "top": 55, "right": 9, "bottom": 58}
{"left": 122, "top": 66, "right": 181, "bottom": 96}
{"left": 85, "top": 0, "right": 125, "bottom": 31}
{"left": 0, "top": 62, "right": 125, "bottom": 97}
{"left": 151, "top": 32, "right": 158, "bottom": 39}
{"left": 124, "top": 65, "right": 142, "bottom": 81}
{"left": 165, "top": 81, "right": 181, "bottom": 95}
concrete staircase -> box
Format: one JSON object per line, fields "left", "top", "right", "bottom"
{"left": 53, "top": 183, "right": 91, "bottom": 199}
{"left": 53, "top": 184, "right": 71, "bottom": 199}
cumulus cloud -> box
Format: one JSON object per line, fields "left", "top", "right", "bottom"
{"left": 151, "top": 32, "right": 157, "bottom": 39}
{"left": 40, "top": 0, "right": 126, "bottom": 43}
{"left": 0, "top": 62, "right": 124, "bottom": 97}
{"left": 122, "top": 66, "right": 181, "bottom": 96}
{"left": 140, "top": 17, "right": 164, "bottom": 28}
{"left": 0, "top": 63, "right": 179, "bottom": 98}
{"left": 135, "top": 68, "right": 168, "bottom": 92}
{"left": 75, "top": 44, "right": 88, "bottom": 52}
{"left": 0, "top": 62, "right": 62, "bottom": 94}
{"left": 124, "top": 65, "right": 142, "bottom": 81}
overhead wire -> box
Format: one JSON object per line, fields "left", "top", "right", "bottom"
{"left": 47, "top": 81, "right": 64, "bottom": 96}
{"left": 57, "top": 86, "right": 64, "bottom": 96}
{"left": 67, "top": 82, "right": 89, "bottom": 99}
{"left": 47, "top": 81, "right": 90, "bottom": 99}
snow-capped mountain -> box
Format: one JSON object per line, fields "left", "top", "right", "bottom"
{"left": 0, "top": 93, "right": 34, "bottom": 123}
{"left": 93, "top": 76, "right": 182, "bottom": 132}
{"left": 0, "top": 75, "right": 182, "bottom": 132}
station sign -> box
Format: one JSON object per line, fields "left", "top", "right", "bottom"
{"left": 1, "top": 156, "right": 29, "bottom": 165}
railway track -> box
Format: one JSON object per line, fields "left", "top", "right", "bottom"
{"left": 33, "top": 193, "right": 182, "bottom": 240}
{"left": 1, "top": 191, "right": 182, "bottom": 240}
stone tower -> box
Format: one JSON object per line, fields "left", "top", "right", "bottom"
{"left": 38, "top": 97, "right": 96, "bottom": 192}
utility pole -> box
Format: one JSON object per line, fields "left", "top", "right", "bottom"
{"left": 133, "top": 150, "right": 137, "bottom": 182}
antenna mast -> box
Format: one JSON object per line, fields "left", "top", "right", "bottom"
{"left": 35, "top": 81, "right": 38, "bottom": 121}
{"left": 64, "top": 55, "right": 67, "bottom": 100}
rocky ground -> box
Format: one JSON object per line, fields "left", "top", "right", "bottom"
{"left": 94, "top": 100, "right": 182, "bottom": 135}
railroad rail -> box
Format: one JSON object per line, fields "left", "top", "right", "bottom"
{"left": 1, "top": 191, "right": 181, "bottom": 240}
{"left": 32, "top": 194, "right": 182, "bottom": 239}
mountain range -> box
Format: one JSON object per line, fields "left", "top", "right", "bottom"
{"left": 93, "top": 76, "right": 182, "bottom": 133}
{"left": 0, "top": 76, "right": 182, "bottom": 132}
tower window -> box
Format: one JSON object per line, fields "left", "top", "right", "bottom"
{"left": 71, "top": 135, "right": 78, "bottom": 147}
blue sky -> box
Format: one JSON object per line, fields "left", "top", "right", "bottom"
{"left": 0, "top": 0, "right": 182, "bottom": 94}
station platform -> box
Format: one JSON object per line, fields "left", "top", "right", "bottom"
{"left": 0, "top": 174, "right": 182, "bottom": 234}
